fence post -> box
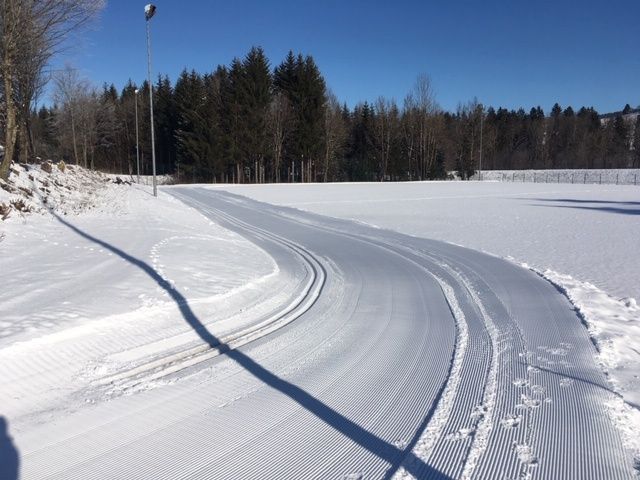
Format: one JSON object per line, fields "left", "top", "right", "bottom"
{"left": 571, "top": 173, "right": 574, "bottom": 184}
{"left": 599, "top": 173, "right": 602, "bottom": 184}
{"left": 512, "top": 172, "right": 515, "bottom": 182}
{"left": 616, "top": 173, "right": 619, "bottom": 185}
{"left": 545, "top": 172, "right": 548, "bottom": 183}
{"left": 584, "top": 172, "right": 587, "bottom": 184}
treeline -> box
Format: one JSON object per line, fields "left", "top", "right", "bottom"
{"left": 23, "top": 47, "right": 640, "bottom": 182}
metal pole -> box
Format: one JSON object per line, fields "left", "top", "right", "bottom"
{"left": 134, "top": 89, "right": 140, "bottom": 183}
{"left": 146, "top": 17, "right": 157, "bottom": 197}
{"left": 479, "top": 104, "right": 483, "bottom": 181}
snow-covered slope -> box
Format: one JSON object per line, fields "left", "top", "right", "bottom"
{"left": 0, "top": 169, "right": 291, "bottom": 433}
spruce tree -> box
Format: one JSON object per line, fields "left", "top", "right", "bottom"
{"left": 220, "top": 60, "right": 245, "bottom": 181}
{"left": 239, "top": 46, "right": 272, "bottom": 182}
{"left": 175, "top": 69, "right": 208, "bottom": 181}
{"left": 274, "top": 52, "right": 326, "bottom": 179}
{"left": 154, "top": 75, "right": 178, "bottom": 176}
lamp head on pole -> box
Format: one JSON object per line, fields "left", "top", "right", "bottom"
{"left": 144, "top": 4, "right": 156, "bottom": 20}
{"left": 134, "top": 88, "right": 139, "bottom": 94}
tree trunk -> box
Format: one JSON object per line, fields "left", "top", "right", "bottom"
{"left": 1, "top": 71, "right": 19, "bottom": 180}
{"left": 70, "top": 110, "right": 79, "bottom": 165}
{"left": 17, "top": 110, "right": 28, "bottom": 163}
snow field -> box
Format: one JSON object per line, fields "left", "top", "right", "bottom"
{"left": 1, "top": 172, "right": 638, "bottom": 478}
{"left": 0, "top": 169, "right": 304, "bottom": 433}
{"left": 207, "top": 180, "right": 640, "bottom": 467}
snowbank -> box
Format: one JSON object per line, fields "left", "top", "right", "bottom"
{"left": 0, "top": 161, "right": 114, "bottom": 220}
{"left": 0, "top": 169, "right": 282, "bottom": 430}
{"left": 539, "top": 269, "right": 640, "bottom": 457}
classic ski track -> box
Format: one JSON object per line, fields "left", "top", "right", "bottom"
{"left": 202, "top": 191, "right": 634, "bottom": 479}
{"left": 167, "top": 190, "right": 634, "bottom": 479}
{"left": 89, "top": 193, "right": 327, "bottom": 392}
{"left": 259, "top": 212, "right": 501, "bottom": 479}
{"left": 15, "top": 187, "right": 635, "bottom": 480}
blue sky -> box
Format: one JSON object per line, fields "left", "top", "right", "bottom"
{"left": 58, "top": 0, "right": 640, "bottom": 114}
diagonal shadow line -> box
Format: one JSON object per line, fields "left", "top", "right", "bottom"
{"left": 52, "top": 212, "right": 451, "bottom": 480}
{"left": 526, "top": 203, "right": 640, "bottom": 216}
{"left": 524, "top": 198, "right": 640, "bottom": 206}
{"left": 518, "top": 360, "right": 640, "bottom": 411}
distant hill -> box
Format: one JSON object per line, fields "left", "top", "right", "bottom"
{"left": 600, "top": 106, "right": 640, "bottom": 122}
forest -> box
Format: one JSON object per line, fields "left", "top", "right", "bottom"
{"left": 14, "top": 47, "right": 640, "bottom": 182}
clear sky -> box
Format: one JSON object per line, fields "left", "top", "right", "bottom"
{"left": 58, "top": 0, "right": 640, "bottom": 114}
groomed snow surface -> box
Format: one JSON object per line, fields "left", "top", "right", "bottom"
{"left": 1, "top": 169, "right": 639, "bottom": 478}
{"left": 209, "top": 180, "right": 640, "bottom": 462}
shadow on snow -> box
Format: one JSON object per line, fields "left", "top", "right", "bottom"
{"left": 520, "top": 198, "right": 640, "bottom": 216}
{"left": 53, "top": 212, "right": 450, "bottom": 480}
{"left": 0, "top": 417, "right": 19, "bottom": 480}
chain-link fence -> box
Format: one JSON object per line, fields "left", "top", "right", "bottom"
{"left": 472, "top": 169, "right": 640, "bottom": 186}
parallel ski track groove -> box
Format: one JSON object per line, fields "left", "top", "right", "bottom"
{"left": 221, "top": 194, "right": 633, "bottom": 479}
{"left": 19, "top": 188, "right": 634, "bottom": 480}
{"left": 91, "top": 191, "right": 330, "bottom": 389}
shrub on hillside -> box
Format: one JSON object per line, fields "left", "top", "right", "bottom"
{"left": 10, "top": 199, "right": 32, "bottom": 214}
{"left": 0, "top": 203, "right": 10, "bottom": 220}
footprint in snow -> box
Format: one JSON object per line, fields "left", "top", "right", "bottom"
{"left": 514, "top": 443, "right": 539, "bottom": 466}
{"left": 516, "top": 394, "right": 542, "bottom": 410}
{"left": 500, "top": 414, "right": 522, "bottom": 429}
{"left": 393, "top": 439, "right": 408, "bottom": 449}
{"left": 470, "top": 404, "right": 487, "bottom": 421}
{"left": 513, "top": 378, "right": 529, "bottom": 388}
{"left": 342, "top": 473, "right": 364, "bottom": 480}
{"left": 530, "top": 385, "right": 546, "bottom": 396}
{"left": 548, "top": 347, "right": 568, "bottom": 356}
{"left": 445, "top": 427, "right": 475, "bottom": 441}
{"left": 559, "top": 378, "right": 574, "bottom": 388}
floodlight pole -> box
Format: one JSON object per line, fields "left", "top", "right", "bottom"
{"left": 134, "top": 88, "right": 140, "bottom": 184}
{"left": 145, "top": 5, "right": 157, "bottom": 196}
{"left": 479, "top": 103, "right": 484, "bottom": 181}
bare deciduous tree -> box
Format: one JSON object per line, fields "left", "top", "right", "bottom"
{"left": 374, "top": 97, "right": 400, "bottom": 181}
{"left": 268, "top": 91, "right": 292, "bottom": 182}
{"left": 322, "top": 90, "right": 346, "bottom": 182}
{"left": 53, "top": 66, "right": 115, "bottom": 170}
{"left": 53, "top": 66, "right": 86, "bottom": 165}
{"left": 0, "top": 0, "right": 104, "bottom": 180}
